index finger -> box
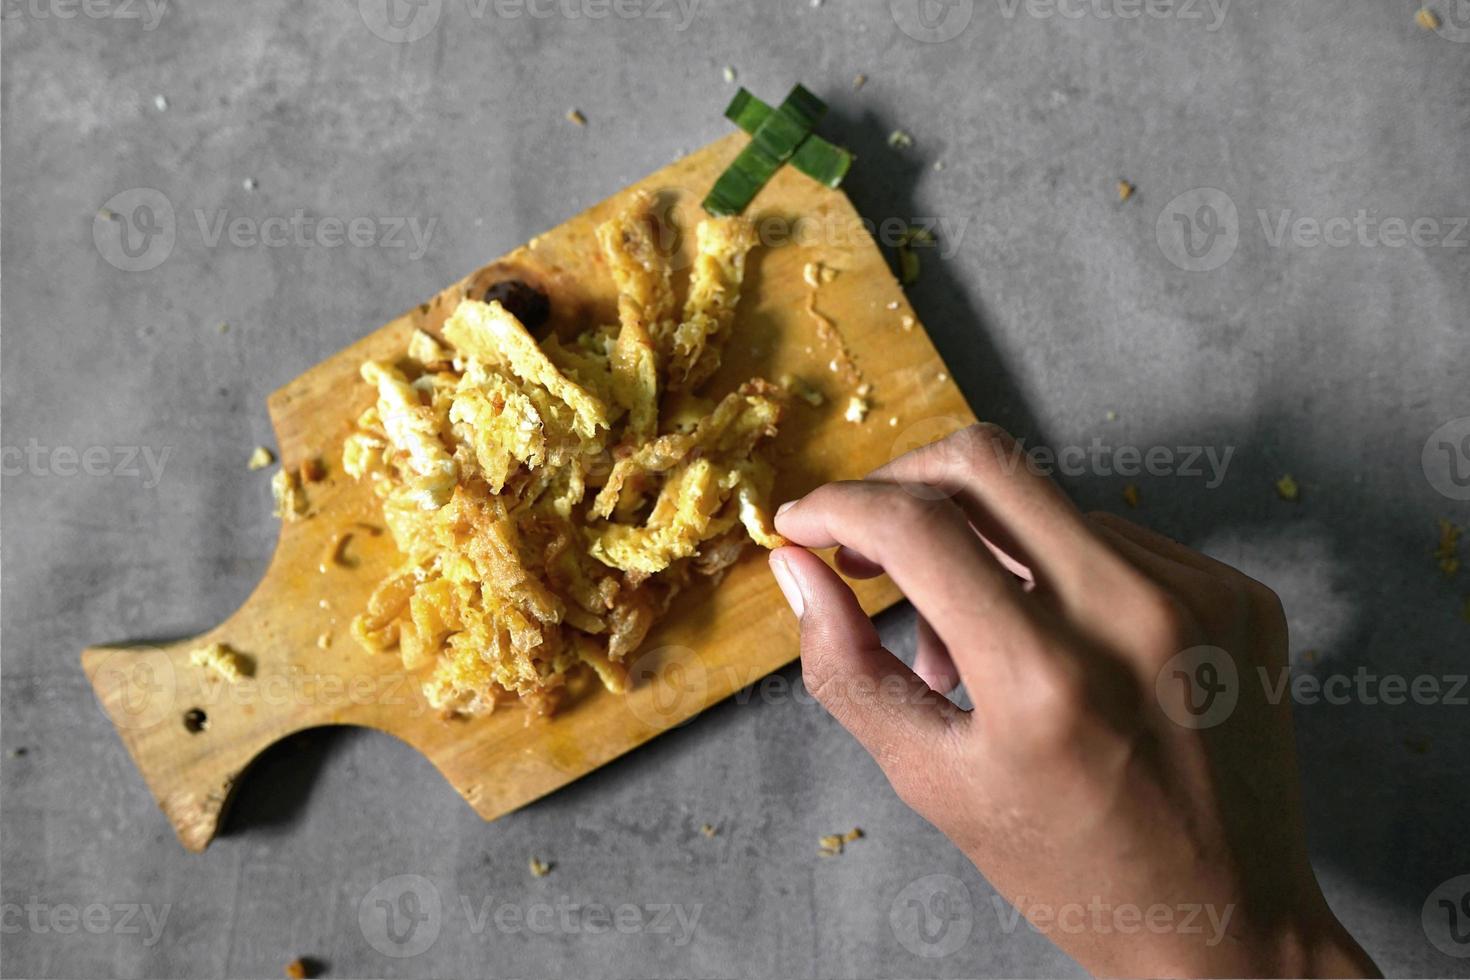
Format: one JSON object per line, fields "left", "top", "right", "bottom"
{"left": 774, "top": 480, "right": 1043, "bottom": 689}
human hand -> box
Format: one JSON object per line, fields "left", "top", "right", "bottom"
{"left": 768, "top": 424, "right": 1378, "bottom": 979}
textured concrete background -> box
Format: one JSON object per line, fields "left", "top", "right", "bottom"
{"left": 3, "top": 0, "right": 1468, "bottom": 977}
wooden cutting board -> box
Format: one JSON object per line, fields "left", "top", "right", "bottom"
{"left": 81, "top": 132, "right": 978, "bottom": 851}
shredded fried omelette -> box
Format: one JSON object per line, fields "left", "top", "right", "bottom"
{"left": 343, "top": 192, "right": 784, "bottom": 718}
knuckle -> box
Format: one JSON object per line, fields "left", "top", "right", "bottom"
{"left": 887, "top": 762, "right": 934, "bottom": 811}
{"left": 1009, "top": 661, "right": 1093, "bottom": 752}
{"left": 1245, "top": 579, "right": 1286, "bottom": 625}
{"left": 799, "top": 647, "right": 844, "bottom": 708}
{"left": 882, "top": 485, "right": 956, "bottom": 533}
{"left": 952, "top": 422, "right": 1015, "bottom": 475}
{"left": 1130, "top": 588, "right": 1196, "bottom": 655}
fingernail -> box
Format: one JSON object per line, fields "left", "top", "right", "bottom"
{"left": 769, "top": 553, "right": 805, "bottom": 620}
{"left": 776, "top": 500, "right": 795, "bottom": 518}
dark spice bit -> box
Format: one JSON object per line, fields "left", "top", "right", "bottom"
{"left": 484, "top": 279, "right": 550, "bottom": 331}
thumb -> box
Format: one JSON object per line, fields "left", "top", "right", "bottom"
{"left": 769, "top": 547, "right": 965, "bottom": 778}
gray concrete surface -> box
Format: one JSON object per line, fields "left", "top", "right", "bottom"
{"left": 3, "top": 1, "right": 1468, "bottom": 977}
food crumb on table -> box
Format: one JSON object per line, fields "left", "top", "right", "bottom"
{"left": 247, "top": 446, "right": 275, "bottom": 470}
{"left": 700, "top": 823, "right": 718, "bottom": 838}
{"left": 1434, "top": 519, "right": 1461, "bottom": 576}
{"left": 1122, "top": 483, "right": 1141, "bottom": 508}
{"left": 1416, "top": 7, "right": 1442, "bottom": 29}
{"left": 529, "top": 856, "right": 552, "bottom": 877}
{"left": 1274, "top": 474, "right": 1300, "bottom": 502}
{"left": 565, "top": 108, "right": 586, "bottom": 126}
{"left": 819, "top": 827, "right": 864, "bottom": 856}
{"left": 1117, "top": 179, "right": 1135, "bottom": 202}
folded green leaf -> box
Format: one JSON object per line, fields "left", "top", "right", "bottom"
{"left": 723, "top": 89, "right": 852, "bottom": 189}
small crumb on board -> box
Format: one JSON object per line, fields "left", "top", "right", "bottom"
{"left": 529, "top": 856, "right": 552, "bottom": 877}
{"left": 1275, "top": 475, "right": 1300, "bottom": 503}
{"left": 565, "top": 108, "right": 587, "bottom": 126}
{"left": 1122, "top": 483, "right": 1141, "bottom": 509}
{"left": 189, "top": 642, "right": 251, "bottom": 683}
{"left": 1417, "top": 8, "right": 1442, "bottom": 29}
{"left": 247, "top": 446, "right": 275, "bottom": 470}
{"left": 272, "top": 468, "right": 307, "bottom": 521}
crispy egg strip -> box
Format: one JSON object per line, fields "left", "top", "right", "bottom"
{"left": 448, "top": 371, "right": 545, "bottom": 493}
{"left": 729, "top": 457, "right": 786, "bottom": 549}
{"left": 360, "top": 360, "right": 459, "bottom": 509}
{"left": 669, "top": 217, "right": 759, "bottom": 391}
{"left": 588, "top": 458, "right": 732, "bottom": 575}
{"left": 443, "top": 299, "right": 608, "bottom": 439}
{"left": 589, "top": 381, "right": 781, "bottom": 519}
{"left": 597, "top": 193, "right": 674, "bottom": 442}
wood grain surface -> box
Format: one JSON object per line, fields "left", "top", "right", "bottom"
{"left": 81, "top": 132, "right": 977, "bottom": 851}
